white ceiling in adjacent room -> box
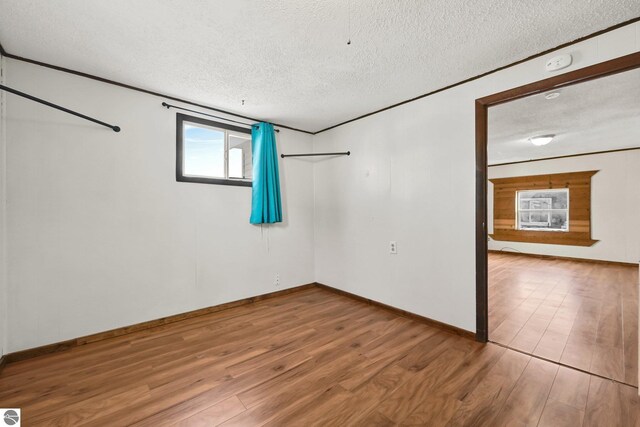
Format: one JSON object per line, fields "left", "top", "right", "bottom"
{"left": 488, "top": 68, "right": 640, "bottom": 164}
{"left": 0, "top": 1, "right": 639, "bottom": 132}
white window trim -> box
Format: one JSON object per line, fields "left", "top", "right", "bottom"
{"left": 516, "top": 188, "right": 569, "bottom": 232}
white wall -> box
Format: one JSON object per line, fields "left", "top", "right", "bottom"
{"left": 4, "top": 59, "right": 315, "bottom": 353}
{"left": 488, "top": 151, "right": 640, "bottom": 263}
{"left": 0, "top": 54, "right": 8, "bottom": 357}
{"left": 313, "top": 22, "right": 640, "bottom": 333}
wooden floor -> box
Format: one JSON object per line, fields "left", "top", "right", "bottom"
{"left": 1, "top": 286, "right": 639, "bottom": 426}
{"left": 489, "top": 251, "right": 639, "bottom": 387}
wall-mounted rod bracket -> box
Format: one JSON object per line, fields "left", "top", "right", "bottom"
{"left": 0, "top": 84, "right": 120, "bottom": 132}
{"left": 281, "top": 151, "right": 350, "bottom": 158}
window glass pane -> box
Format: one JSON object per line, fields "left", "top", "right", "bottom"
{"left": 552, "top": 192, "right": 568, "bottom": 209}
{"left": 519, "top": 211, "right": 549, "bottom": 227}
{"left": 183, "top": 124, "right": 225, "bottom": 178}
{"left": 530, "top": 212, "right": 550, "bottom": 224}
{"left": 533, "top": 199, "right": 551, "bottom": 210}
{"left": 228, "top": 134, "right": 252, "bottom": 179}
{"left": 519, "top": 190, "right": 567, "bottom": 209}
{"left": 550, "top": 211, "right": 568, "bottom": 230}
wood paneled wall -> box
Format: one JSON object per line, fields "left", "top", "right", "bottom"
{"left": 489, "top": 170, "right": 598, "bottom": 246}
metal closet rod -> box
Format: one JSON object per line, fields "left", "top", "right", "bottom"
{"left": 0, "top": 84, "right": 121, "bottom": 132}
{"left": 162, "top": 102, "right": 280, "bottom": 133}
{"left": 281, "top": 151, "right": 350, "bottom": 158}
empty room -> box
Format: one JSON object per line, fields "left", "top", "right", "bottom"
{"left": 0, "top": 2, "right": 639, "bottom": 426}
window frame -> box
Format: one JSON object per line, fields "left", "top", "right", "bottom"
{"left": 176, "top": 113, "right": 253, "bottom": 187}
{"left": 516, "top": 188, "right": 569, "bottom": 232}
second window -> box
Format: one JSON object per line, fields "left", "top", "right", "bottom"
{"left": 516, "top": 188, "right": 569, "bottom": 231}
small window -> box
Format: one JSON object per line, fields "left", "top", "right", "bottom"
{"left": 176, "top": 113, "right": 252, "bottom": 187}
{"left": 516, "top": 189, "right": 569, "bottom": 231}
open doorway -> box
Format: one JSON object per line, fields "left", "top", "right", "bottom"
{"left": 475, "top": 52, "right": 640, "bottom": 387}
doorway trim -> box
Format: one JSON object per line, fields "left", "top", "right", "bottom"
{"left": 475, "top": 51, "right": 640, "bottom": 342}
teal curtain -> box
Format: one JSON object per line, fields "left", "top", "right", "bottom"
{"left": 250, "top": 122, "right": 282, "bottom": 224}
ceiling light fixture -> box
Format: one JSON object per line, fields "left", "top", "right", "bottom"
{"left": 529, "top": 134, "right": 555, "bottom": 146}
{"left": 544, "top": 91, "right": 561, "bottom": 100}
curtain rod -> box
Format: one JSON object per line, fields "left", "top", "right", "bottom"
{"left": 0, "top": 84, "right": 121, "bottom": 132}
{"left": 281, "top": 151, "right": 350, "bottom": 158}
{"left": 162, "top": 102, "right": 280, "bottom": 133}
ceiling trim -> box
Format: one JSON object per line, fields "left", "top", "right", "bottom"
{"left": 0, "top": 50, "right": 314, "bottom": 135}
{"left": 314, "top": 15, "right": 640, "bottom": 134}
{"left": 0, "top": 15, "right": 638, "bottom": 135}
{"left": 488, "top": 146, "right": 640, "bottom": 167}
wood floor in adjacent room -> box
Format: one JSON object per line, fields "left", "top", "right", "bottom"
{"left": 489, "top": 251, "right": 639, "bottom": 387}
{"left": 1, "top": 287, "right": 639, "bottom": 426}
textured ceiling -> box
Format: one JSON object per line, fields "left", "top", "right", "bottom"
{"left": 0, "top": 1, "right": 639, "bottom": 132}
{"left": 488, "top": 68, "right": 640, "bottom": 164}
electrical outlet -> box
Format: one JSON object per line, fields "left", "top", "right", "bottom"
{"left": 389, "top": 241, "right": 397, "bottom": 254}
{"left": 274, "top": 273, "right": 280, "bottom": 287}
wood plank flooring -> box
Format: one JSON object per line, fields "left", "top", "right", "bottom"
{"left": 489, "top": 251, "right": 639, "bottom": 386}
{"left": 1, "top": 286, "right": 639, "bottom": 426}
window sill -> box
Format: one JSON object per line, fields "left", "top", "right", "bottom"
{"left": 176, "top": 176, "right": 252, "bottom": 187}
{"left": 490, "top": 231, "right": 598, "bottom": 247}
